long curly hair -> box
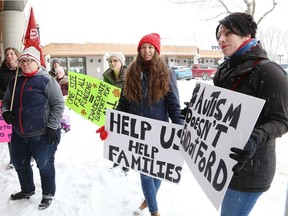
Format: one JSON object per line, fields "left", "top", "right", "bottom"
{"left": 124, "top": 51, "right": 170, "bottom": 105}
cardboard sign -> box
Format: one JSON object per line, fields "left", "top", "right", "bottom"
{"left": 179, "top": 82, "right": 265, "bottom": 209}
{"left": 0, "top": 101, "right": 12, "bottom": 142}
{"left": 66, "top": 72, "right": 121, "bottom": 126}
{"left": 104, "top": 109, "right": 184, "bottom": 184}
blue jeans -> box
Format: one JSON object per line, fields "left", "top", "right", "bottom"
{"left": 10, "top": 130, "right": 60, "bottom": 196}
{"left": 140, "top": 174, "right": 161, "bottom": 214}
{"left": 221, "top": 188, "right": 263, "bottom": 216}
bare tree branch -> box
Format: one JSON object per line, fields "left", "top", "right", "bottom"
{"left": 217, "top": 0, "right": 231, "bottom": 13}
{"left": 169, "top": 0, "right": 279, "bottom": 25}
{"left": 243, "top": 0, "right": 252, "bottom": 14}
{"left": 257, "top": 0, "right": 278, "bottom": 25}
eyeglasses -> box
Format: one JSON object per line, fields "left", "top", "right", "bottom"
{"left": 19, "top": 59, "right": 33, "bottom": 65}
{"left": 108, "top": 59, "right": 119, "bottom": 64}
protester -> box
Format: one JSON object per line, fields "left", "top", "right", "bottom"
{"left": 213, "top": 12, "right": 288, "bottom": 215}
{"left": 55, "top": 66, "right": 71, "bottom": 133}
{"left": 102, "top": 52, "right": 129, "bottom": 173}
{"left": 1, "top": 46, "right": 64, "bottom": 210}
{"left": 96, "top": 33, "right": 183, "bottom": 216}
{"left": 49, "top": 58, "right": 61, "bottom": 78}
{"left": 55, "top": 66, "right": 68, "bottom": 95}
{"left": 0, "top": 47, "right": 21, "bottom": 169}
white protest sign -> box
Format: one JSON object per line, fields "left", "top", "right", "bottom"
{"left": 179, "top": 82, "right": 265, "bottom": 210}
{"left": 104, "top": 109, "right": 184, "bottom": 184}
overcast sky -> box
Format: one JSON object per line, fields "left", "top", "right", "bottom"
{"left": 25, "top": 0, "right": 288, "bottom": 48}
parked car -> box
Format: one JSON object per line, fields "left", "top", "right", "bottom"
{"left": 279, "top": 64, "right": 288, "bottom": 76}
{"left": 190, "top": 64, "right": 217, "bottom": 80}
{"left": 171, "top": 66, "right": 193, "bottom": 80}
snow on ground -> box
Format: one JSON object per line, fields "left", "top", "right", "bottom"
{"left": 0, "top": 79, "right": 287, "bottom": 216}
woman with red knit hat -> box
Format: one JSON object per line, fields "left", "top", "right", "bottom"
{"left": 123, "top": 32, "right": 184, "bottom": 216}
{"left": 97, "top": 33, "right": 183, "bottom": 216}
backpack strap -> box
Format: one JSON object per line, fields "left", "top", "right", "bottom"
{"left": 231, "top": 59, "right": 269, "bottom": 91}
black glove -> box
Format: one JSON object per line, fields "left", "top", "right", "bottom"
{"left": 2, "top": 111, "right": 16, "bottom": 124}
{"left": 47, "top": 127, "right": 60, "bottom": 145}
{"left": 180, "top": 102, "right": 189, "bottom": 119}
{"left": 229, "top": 131, "right": 259, "bottom": 172}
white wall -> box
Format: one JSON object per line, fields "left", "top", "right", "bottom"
{"left": 0, "top": 11, "right": 26, "bottom": 51}
{"left": 86, "top": 55, "right": 106, "bottom": 79}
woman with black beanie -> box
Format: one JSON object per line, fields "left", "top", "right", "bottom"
{"left": 214, "top": 12, "right": 288, "bottom": 216}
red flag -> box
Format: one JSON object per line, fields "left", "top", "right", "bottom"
{"left": 23, "top": 6, "right": 46, "bottom": 67}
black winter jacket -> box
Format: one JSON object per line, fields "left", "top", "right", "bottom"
{"left": 213, "top": 41, "right": 288, "bottom": 192}
{"left": 0, "top": 64, "right": 22, "bottom": 99}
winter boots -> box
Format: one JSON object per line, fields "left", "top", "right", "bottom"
{"left": 10, "top": 191, "right": 53, "bottom": 210}
{"left": 38, "top": 197, "right": 53, "bottom": 210}
{"left": 139, "top": 200, "right": 147, "bottom": 210}
{"left": 10, "top": 191, "right": 35, "bottom": 200}
{"left": 134, "top": 199, "right": 160, "bottom": 216}
{"left": 133, "top": 200, "right": 147, "bottom": 215}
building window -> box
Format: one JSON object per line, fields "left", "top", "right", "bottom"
{"left": 69, "top": 57, "right": 86, "bottom": 74}
{"left": 98, "top": 59, "right": 101, "bottom": 63}
{"left": 126, "top": 56, "right": 133, "bottom": 66}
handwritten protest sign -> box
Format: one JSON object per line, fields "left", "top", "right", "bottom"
{"left": 0, "top": 101, "right": 12, "bottom": 142}
{"left": 179, "top": 82, "right": 265, "bottom": 209}
{"left": 66, "top": 72, "right": 121, "bottom": 126}
{"left": 104, "top": 109, "right": 184, "bottom": 184}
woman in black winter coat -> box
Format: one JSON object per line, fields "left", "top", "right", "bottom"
{"left": 0, "top": 47, "right": 21, "bottom": 169}
{"left": 214, "top": 12, "right": 288, "bottom": 216}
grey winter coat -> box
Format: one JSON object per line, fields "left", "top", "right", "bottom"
{"left": 213, "top": 41, "right": 288, "bottom": 192}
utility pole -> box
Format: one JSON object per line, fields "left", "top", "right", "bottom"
{"left": 278, "top": 54, "right": 284, "bottom": 64}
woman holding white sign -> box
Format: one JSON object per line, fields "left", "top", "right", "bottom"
{"left": 97, "top": 33, "right": 183, "bottom": 216}
{"left": 214, "top": 12, "right": 288, "bottom": 216}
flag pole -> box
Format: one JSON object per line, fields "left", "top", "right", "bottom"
{"left": 10, "top": 6, "right": 45, "bottom": 110}
{"left": 9, "top": 6, "right": 30, "bottom": 111}
{"left": 9, "top": 66, "right": 20, "bottom": 111}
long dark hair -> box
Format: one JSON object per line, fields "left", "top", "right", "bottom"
{"left": 124, "top": 51, "right": 170, "bottom": 105}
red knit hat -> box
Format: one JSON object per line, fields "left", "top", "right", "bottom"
{"left": 137, "top": 33, "right": 161, "bottom": 54}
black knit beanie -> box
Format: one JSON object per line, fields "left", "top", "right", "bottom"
{"left": 52, "top": 58, "right": 61, "bottom": 65}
